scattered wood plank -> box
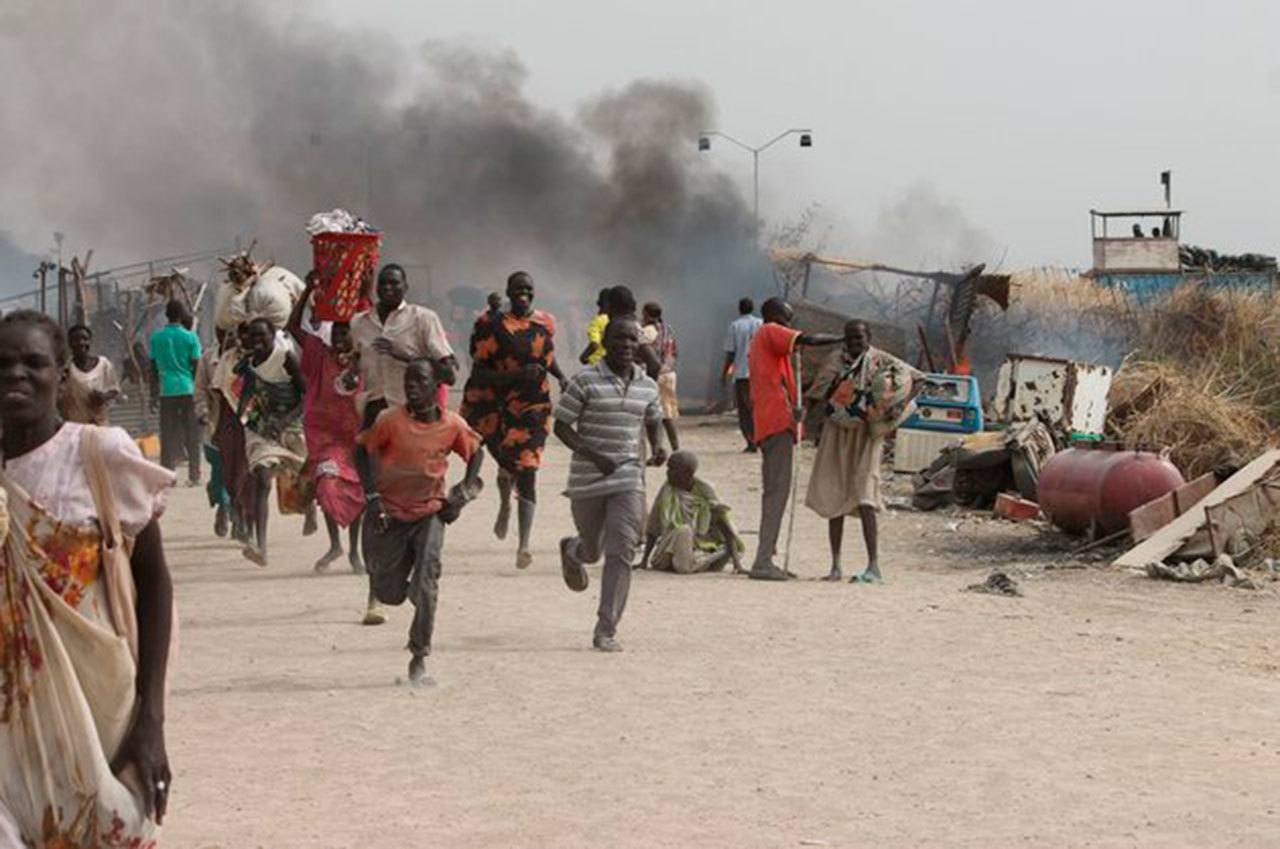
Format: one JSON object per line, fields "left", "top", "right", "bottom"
{"left": 1128, "top": 492, "right": 1176, "bottom": 543}
{"left": 1127, "top": 472, "right": 1217, "bottom": 543}
{"left": 1114, "top": 450, "right": 1280, "bottom": 568}
{"left": 1174, "top": 472, "right": 1217, "bottom": 514}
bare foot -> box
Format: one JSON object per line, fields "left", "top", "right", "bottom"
{"left": 493, "top": 502, "right": 511, "bottom": 540}
{"left": 821, "top": 567, "right": 843, "bottom": 582}
{"left": 241, "top": 545, "right": 267, "bottom": 567}
{"left": 348, "top": 553, "right": 365, "bottom": 574}
{"left": 407, "top": 655, "right": 434, "bottom": 686}
{"left": 516, "top": 549, "right": 533, "bottom": 570}
{"left": 314, "top": 548, "right": 343, "bottom": 573}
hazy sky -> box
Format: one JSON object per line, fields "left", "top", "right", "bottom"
{"left": 315, "top": 0, "right": 1280, "bottom": 268}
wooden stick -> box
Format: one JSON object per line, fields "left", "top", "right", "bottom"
{"left": 915, "top": 324, "right": 937, "bottom": 372}
{"left": 943, "top": 321, "right": 959, "bottom": 372}
{"left": 1071, "top": 527, "right": 1129, "bottom": 556}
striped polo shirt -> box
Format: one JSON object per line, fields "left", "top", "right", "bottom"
{"left": 554, "top": 360, "right": 661, "bottom": 499}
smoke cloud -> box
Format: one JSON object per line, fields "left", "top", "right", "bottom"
{"left": 0, "top": 0, "right": 764, "bottom": 346}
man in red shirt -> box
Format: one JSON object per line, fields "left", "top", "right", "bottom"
{"left": 358, "top": 359, "right": 484, "bottom": 684}
{"left": 747, "top": 298, "right": 842, "bottom": 580}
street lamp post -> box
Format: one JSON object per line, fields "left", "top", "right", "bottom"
{"left": 697, "top": 128, "right": 813, "bottom": 242}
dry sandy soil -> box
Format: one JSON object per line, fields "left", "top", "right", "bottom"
{"left": 159, "top": 416, "right": 1280, "bottom": 849}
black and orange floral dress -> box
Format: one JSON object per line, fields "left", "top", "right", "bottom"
{"left": 460, "top": 309, "right": 558, "bottom": 472}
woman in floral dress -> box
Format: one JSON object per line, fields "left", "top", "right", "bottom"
{"left": 460, "top": 271, "right": 566, "bottom": 570}
{"left": 235, "top": 317, "right": 308, "bottom": 567}
{"left": 0, "top": 310, "right": 176, "bottom": 847}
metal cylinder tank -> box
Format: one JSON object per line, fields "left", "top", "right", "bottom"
{"left": 1037, "top": 446, "right": 1185, "bottom": 535}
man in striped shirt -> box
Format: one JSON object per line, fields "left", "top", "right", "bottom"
{"left": 554, "top": 316, "right": 667, "bottom": 652}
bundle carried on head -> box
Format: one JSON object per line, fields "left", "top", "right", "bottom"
{"left": 214, "top": 244, "right": 305, "bottom": 331}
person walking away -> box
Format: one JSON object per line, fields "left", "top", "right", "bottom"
{"left": 460, "top": 271, "right": 567, "bottom": 571}
{"left": 149, "top": 299, "right": 202, "bottom": 484}
{"left": 723, "top": 297, "right": 763, "bottom": 452}
{"left": 641, "top": 302, "right": 681, "bottom": 451}
{"left": 235, "top": 317, "right": 307, "bottom": 566}
{"left": 554, "top": 317, "right": 667, "bottom": 652}
{"left": 351, "top": 263, "right": 457, "bottom": 624}
{"left": 287, "top": 275, "right": 366, "bottom": 572}
{"left": 359, "top": 359, "right": 484, "bottom": 685}
{"left": 60, "top": 323, "right": 122, "bottom": 425}
{"left": 195, "top": 330, "right": 233, "bottom": 538}
{"left": 0, "top": 310, "right": 175, "bottom": 845}
{"left": 638, "top": 449, "right": 745, "bottom": 574}
{"left": 746, "top": 297, "right": 842, "bottom": 581}
{"left": 578, "top": 287, "right": 612, "bottom": 365}
{"left": 806, "top": 320, "right": 920, "bottom": 583}
{"left": 211, "top": 323, "right": 254, "bottom": 543}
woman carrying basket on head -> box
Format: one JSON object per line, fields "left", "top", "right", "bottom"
{"left": 0, "top": 310, "right": 176, "bottom": 847}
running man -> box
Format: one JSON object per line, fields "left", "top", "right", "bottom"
{"left": 554, "top": 316, "right": 666, "bottom": 652}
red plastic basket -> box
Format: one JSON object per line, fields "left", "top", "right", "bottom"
{"left": 310, "top": 232, "right": 381, "bottom": 321}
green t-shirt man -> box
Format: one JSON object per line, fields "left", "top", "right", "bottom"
{"left": 149, "top": 321, "right": 202, "bottom": 397}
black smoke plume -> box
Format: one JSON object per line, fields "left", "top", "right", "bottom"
{"left": 0, "top": 1, "right": 767, "bottom": 389}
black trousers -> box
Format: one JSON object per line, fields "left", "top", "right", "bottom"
{"left": 734, "top": 379, "right": 754, "bottom": 445}
{"left": 364, "top": 512, "right": 444, "bottom": 657}
{"left": 159, "top": 394, "right": 201, "bottom": 482}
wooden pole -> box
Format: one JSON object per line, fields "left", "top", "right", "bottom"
{"left": 37, "top": 264, "right": 48, "bottom": 314}
{"left": 915, "top": 324, "right": 937, "bottom": 372}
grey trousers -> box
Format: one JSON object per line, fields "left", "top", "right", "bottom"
{"left": 363, "top": 512, "right": 445, "bottom": 657}
{"left": 734, "top": 379, "right": 754, "bottom": 445}
{"left": 753, "top": 431, "right": 794, "bottom": 569}
{"left": 567, "top": 489, "right": 645, "bottom": 639}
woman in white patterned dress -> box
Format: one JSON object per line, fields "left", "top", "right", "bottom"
{"left": 0, "top": 310, "right": 176, "bottom": 847}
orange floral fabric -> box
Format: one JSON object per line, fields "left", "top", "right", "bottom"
{"left": 460, "top": 309, "right": 558, "bottom": 472}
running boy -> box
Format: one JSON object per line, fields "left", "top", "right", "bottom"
{"left": 358, "top": 359, "right": 484, "bottom": 684}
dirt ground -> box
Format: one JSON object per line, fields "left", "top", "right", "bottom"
{"left": 159, "top": 416, "right": 1280, "bottom": 849}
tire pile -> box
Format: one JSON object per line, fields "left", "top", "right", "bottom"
{"left": 1179, "top": 244, "right": 1277, "bottom": 273}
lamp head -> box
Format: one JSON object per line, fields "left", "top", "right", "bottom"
{"left": 799, "top": 133, "right": 812, "bottom": 148}
{"left": 698, "top": 136, "right": 711, "bottom": 152}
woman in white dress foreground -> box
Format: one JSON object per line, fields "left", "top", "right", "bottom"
{"left": 0, "top": 309, "right": 176, "bottom": 847}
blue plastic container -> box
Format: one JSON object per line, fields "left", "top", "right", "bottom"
{"left": 902, "top": 373, "right": 983, "bottom": 433}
